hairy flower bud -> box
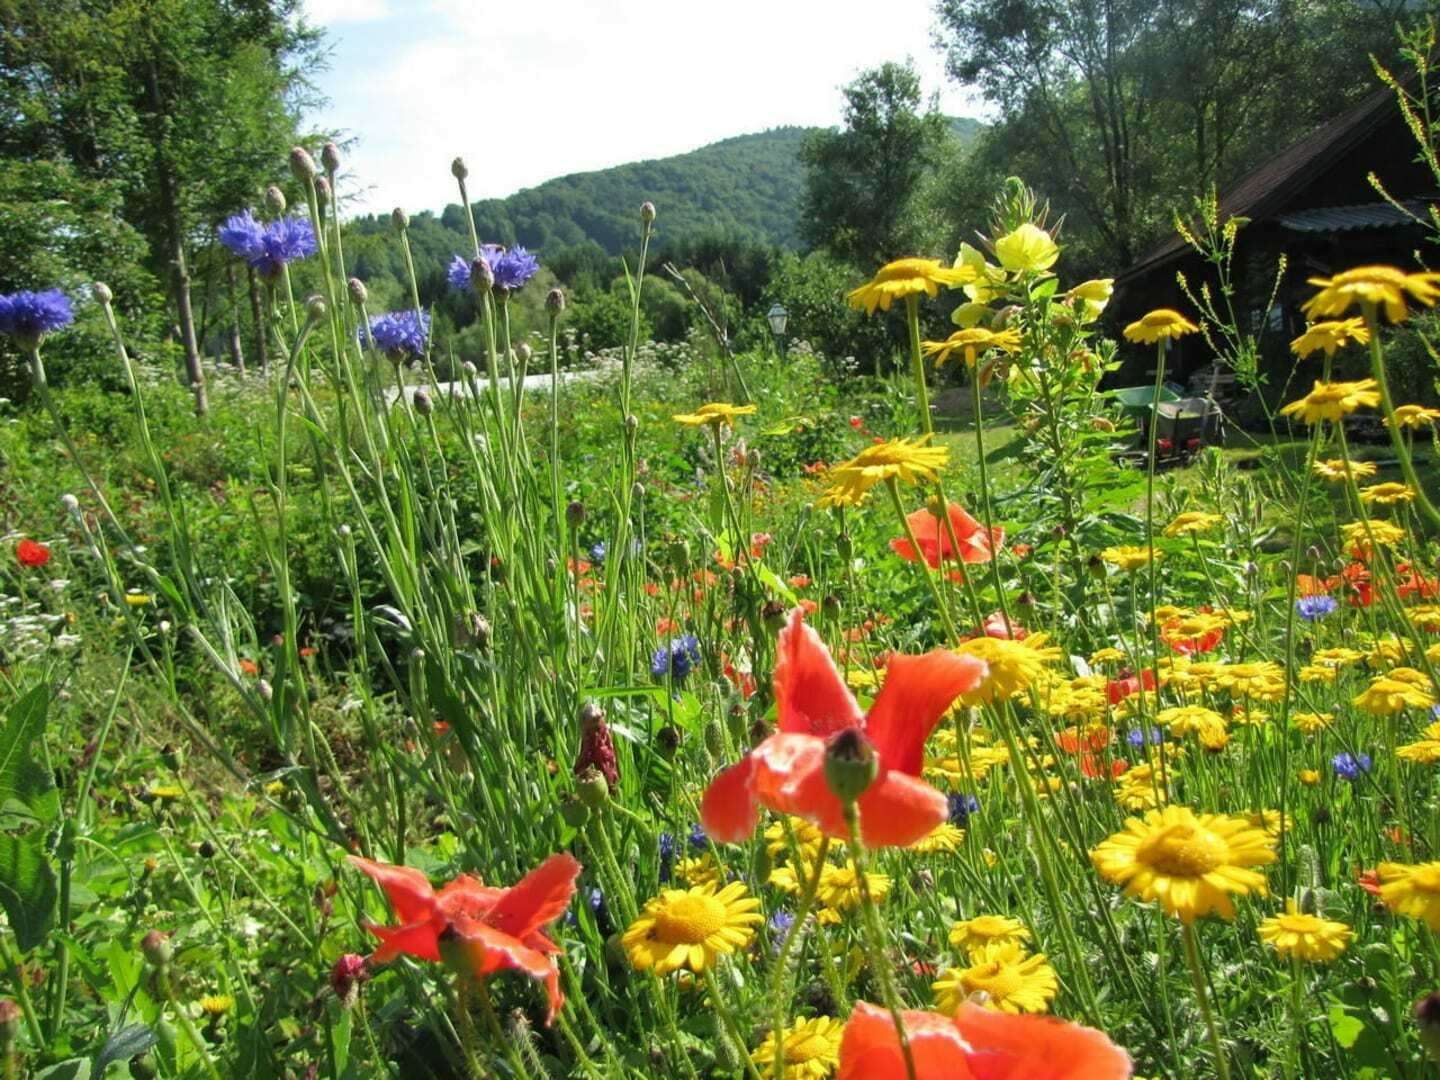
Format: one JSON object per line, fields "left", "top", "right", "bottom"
{"left": 824, "top": 728, "right": 878, "bottom": 804}
{"left": 515, "top": 342, "right": 532, "bottom": 365}
{"left": 314, "top": 175, "right": 331, "bottom": 208}
{"left": 321, "top": 141, "right": 342, "bottom": 173}
{"left": 546, "top": 287, "right": 566, "bottom": 314}
{"left": 140, "top": 930, "right": 172, "bottom": 968}
{"left": 566, "top": 501, "right": 586, "bottom": 528}
{"left": 640, "top": 201, "right": 656, "bottom": 225}
{"left": 305, "top": 295, "right": 327, "bottom": 320}
{"left": 412, "top": 388, "right": 432, "bottom": 416}
{"left": 346, "top": 277, "right": 368, "bottom": 306}
{"left": 330, "top": 953, "right": 368, "bottom": 1008}
{"left": 264, "top": 184, "right": 288, "bottom": 215}
{"left": 451, "top": 156, "right": 468, "bottom": 180}
{"left": 471, "top": 256, "right": 494, "bottom": 292}
{"left": 289, "top": 146, "right": 318, "bottom": 182}
{"left": 92, "top": 282, "right": 113, "bottom": 304}
{"left": 390, "top": 207, "right": 409, "bottom": 232}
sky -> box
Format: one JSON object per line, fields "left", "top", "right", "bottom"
{"left": 300, "top": 0, "right": 984, "bottom": 218}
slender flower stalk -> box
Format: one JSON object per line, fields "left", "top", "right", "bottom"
{"left": 1359, "top": 302, "right": 1440, "bottom": 529}
{"left": 769, "top": 835, "right": 832, "bottom": 1080}
{"left": 1181, "top": 922, "right": 1231, "bottom": 1080}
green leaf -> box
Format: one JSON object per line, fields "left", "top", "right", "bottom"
{"left": 33, "top": 1057, "right": 90, "bottom": 1080}
{"left": 0, "top": 684, "right": 58, "bottom": 823}
{"left": 1328, "top": 1003, "right": 1364, "bottom": 1049}
{"left": 0, "top": 831, "right": 58, "bottom": 951}
{"left": 94, "top": 1024, "right": 157, "bottom": 1075}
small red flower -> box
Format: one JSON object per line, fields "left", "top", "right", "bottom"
{"left": 837, "top": 1000, "right": 1131, "bottom": 1079}
{"left": 238, "top": 659, "right": 259, "bottom": 676}
{"left": 15, "top": 539, "right": 50, "bottom": 568}
{"left": 1106, "top": 669, "right": 1156, "bottom": 706}
{"left": 789, "top": 574, "right": 812, "bottom": 588}
{"left": 349, "top": 853, "right": 580, "bottom": 1022}
{"left": 849, "top": 416, "right": 864, "bottom": 429}
{"left": 1357, "top": 868, "right": 1381, "bottom": 896}
{"left": 700, "top": 609, "right": 987, "bottom": 848}
{"left": 1011, "top": 543, "right": 1033, "bottom": 559}
{"left": 890, "top": 502, "right": 1002, "bottom": 570}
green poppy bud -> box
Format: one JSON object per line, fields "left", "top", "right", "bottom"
{"left": 824, "top": 728, "right": 877, "bottom": 805}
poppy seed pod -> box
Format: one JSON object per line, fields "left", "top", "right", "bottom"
{"left": 546, "top": 287, "right": 565, "bottom": 314}
{"left": 290, "top": 147, "right": 318, "bottom": 183}
{"left": 558, "top": 793, "right": 590, "bottom": 828}
{"left": 321, "top": 142, "right": 342, "bottom": 172}
{"left": 576, "top": 767, "right": 609, "bottom": 809}
{"left": 640, "top": 201, "right": 656, "bottom": 225}
{"left": 451, "top": 157, "right": 468, "bottom": 180}
{"left": 264, "top": 184, "right": 288, "bottom": 215}
{"left": 391, "top": 207, "right": 409, "bottom": 232}
{"left": 824, "top": 728, "right": 878, "bottom": 804}
{"left": 92, "top": 282, "right": 113, "bottom": 304}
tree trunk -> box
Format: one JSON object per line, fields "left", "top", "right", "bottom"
{"left": 226, "top": 262, "right": 245, "bottom": 374}
{"left": 247, "top": 266, "right": 268, "bottom": 374}
{"left": 170, "top": 227, "right": 208, "bottom": 416}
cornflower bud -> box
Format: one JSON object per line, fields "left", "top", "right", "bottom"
{"left": 412, "top": 388, "right": 432, "bottom": 416}
{"left": 451, "top": 157, "right": 468, "bottom": 180}
{"left": 566, "top": 501, "right": 586, "bottom": 528}
{"left": 140, "top": 930, "right": 172, "bottom": 968}
{"left": 471, "top": 256, "right": 494, "bottom": 292}
{"left": 314, "top": 175, "right": 331, "bottom": 208}
{"left": 391, "top": 207, "right": 409, "bottom": 232}
{"left": 93, "top": 282, "right": 113, "bottom": 304}
{"left": 289, "top": 146, "right": 318, "bottom": 182}
{"left": 264, "top": 184, "right": 287, "bottom": 215}
{"left": 305, "top": 295, "right": 327, "bottom": 320}
{"left": 640, "top": 201, "right": 656, "bottom": 225}
{"left": 824, "top": 728, "right": 878, "bottom": 804}
{"left": 346, "top": 277, "right": 368, "bottom": 305}
{"left": 546, "top": 287, "right": 566, "bottom": 314}
{"left": 321, "top": 142, "right": 342, "bottom": 173}
{"left": 515, "top": 342, "right": 532, "bottom": 365}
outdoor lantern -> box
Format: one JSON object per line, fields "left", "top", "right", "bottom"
{"left": 767, "top": 303, "right": 789, "bottom": 338}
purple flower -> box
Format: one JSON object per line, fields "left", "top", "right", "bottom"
{"left": 1126, "top": 726, "right": 1164, "bottom": 749}
{"left": 493, "top": 245, "right": 540, "bottom": 290}
{"left": 1297, "top": 594, "right": 1338, "bottom": 622}
{"left": 657, "top": 833, "right": 675, "bottom": 883}
{"left": 947, "top": 793, "right": 980, "bottom": 825}
{"left": 589, "top": 541, "right": 607, "bottom": 565}
{"left": 366, "top": 310, "right": 430, "bottom": 359}
{"left": 687, "top": 823, "right": 707, "bottom": 853}
{"left": 651, "top": 634, "right": 701, "bottom": 683}
{"left": 447, "top": 245, "right": 504, "bottom": 291}
{"left": 1332, "top": 751, "right": 1371, "bottom": 782}
{"left": 768, "top": 910, "right": 796, "bottom": 955}
{"left": 0, "top": 289, "right": 74, "bottom": 346}
{"left": 219, "top": 211, "right": 316, "bottom": 278}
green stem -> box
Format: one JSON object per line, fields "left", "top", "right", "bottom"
{"left": 769, "top": 835, "right": 832, "bottom": 1080}
{"left": 702, "top": 966, "right": 765, "bottom": 1080}
{"left": 1181, "top": 921, "right": 1231, "bottom": 1080}
{"left": 1362, "top": 304, "right": 1440, "bottom": 530}
{"left": 905, "top": 295, "right": 933, "bottom": 437}
{"left": 885, "top": 479, "right": 959, "bottom": 642}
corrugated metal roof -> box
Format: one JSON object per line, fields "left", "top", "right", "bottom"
{"left": 1277, "top": 200, "right": 1434, "bottom": 232}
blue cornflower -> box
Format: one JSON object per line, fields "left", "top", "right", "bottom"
{"left": 1297, "top": 594, "right": 1338, "bottom": 622}
{"left": 687, "top": 823, "right": 707, "bottom": 853}
{"left": 1126, "top": 726, "right": 1164, "bottom": 749}
{"left": 589, "top": 541, "right": 607, "bottom": 565}
{"left": 588, "top": 886, "right": 608, "bottom": 921}
{"left": 1332, "top": 751, "right": 1371, "bottom": 781}
{"left": 0, "top": 289, "right": 74, "bottom": 346}
{"left": 658, "top": 832, "right": 675, "bottom": 883}
{"left": 651, "top": 634, "right": 702, "bottom": 683}
{"left": 366, "top": 310, "right": 430, "bottom": 359}
{"left": 493, "top": 245, "right": 540, "bottom": 290}
{"left": 947, "top": 793, "right": 980, "bottom": 825}
{"left": 219, "top": 212, "right": 316, "bottom": 278}
{"left": 768, "top": 910, "right": 795, "bottom": 955}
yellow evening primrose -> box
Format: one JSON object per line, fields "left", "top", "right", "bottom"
{"left": 816, "top": 437, "right": 948, "bottom": 509}
{"left": 993, "top": 223, "right": 1060, "bottom": 274}
{"left": 1313, "top": 458, "right": 1377, "bottom": 482}
{"left": 1257, "top": 901, "right": 1353, "bottom": 963}
{"left": 1279, "top": 380, "right": 1381, "bottom": 425}
{"left": 932, "top": 941, "right": 1058, "bottom": 1015}
{"left": 1289, "top": 318, "right": 1370, "bottom": 358}
{"left": 1303, "top": 265, "right": 1440, "bottom": 323}
{"left": 672, "top": 402, "right": 757, "bottom": 428}
{"left": 1066, "top": 278, "right": 1114, "bottom": 322}
{"left": 1377, "top": 862, "right": 1440, "bottom": 928}
{"left": 847, "top": 258, "right": 975, "bottom": 315}
{"left": 1123, "top": 309, "right": 1199, "bottom": 344}
{"left": 751, "top": 1016, "right": 843, "bottom": 1080}
{"left": 921, "top": 327, "right": 1022, "bottom": 368}
{"left": 622, "top": 882, "right": 763, "bottom": 976}
{"left": 1090, "top": 805, "right": 1275, "bottom": 922}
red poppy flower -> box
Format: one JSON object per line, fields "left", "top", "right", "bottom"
{"left": 981, "top": 610, "right": 1026, "bottom": 640}
{"left": 1011, "top": 543, "right": 1033, "bottom": 560}
{"left": 1057, "top": 726, "right": 1112, "bottom": 755}
{"left": 1080, "top": 753, "right": 1128, "bottom": 780}
{"left": 1357, "top": 868, "right": 1381, "bottom": 896}
{"left": 700, "top": 609, "right": 987, "bottom": 848}
{"left": 1340, "top": 562, "right": 1373, "bottom": 608}
{"left": 891, "top": 502, "right": 1002, "bottom": 570}
{"left": 1156, "top": 437, "right": 1174, "bottom": 452}
{"left": 850, "top": 416, "right": 865, "bottom": 429}
{"left": 789, "top": 574, "right": 812, "bottom": 589}
{"left": 15, "top": 539, "right": 50, "bottom": 568}
{"left": 238, "top": 659, "right": 259, "bottom": 676}
{"left": 837, "top": 1000, "right": 1131, "bottom": 1079}
{"left": 349, "top": 853, "right": 580, "bottom": 1022}
{"left": 1397, "top": 564, "right": 1440, "bottom": 600}
{"left": 1106, "top": 669, "right": 1156, "bottom": 706}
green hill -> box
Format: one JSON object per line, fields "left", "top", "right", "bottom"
{"left": 351, "top": 119, "right": 983, "bottom": 257}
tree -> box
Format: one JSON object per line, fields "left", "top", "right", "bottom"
{"left": 799, "top": 62, "right": 949, "bottom": 266}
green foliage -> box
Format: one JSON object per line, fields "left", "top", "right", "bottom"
{"left": 0, "top": 684, "right": 58, "bottom": 952}
{"left": 764, "top": 251, "right": 901, "bottom": 373}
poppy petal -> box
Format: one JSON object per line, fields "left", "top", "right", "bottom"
{"left": 838, "top": 1001, "right": 975, "bottom": 1080}
{"left": 774, "top": 608, "right": 864, "bottom": 737}
{"left": 364, "top": 918, "right": 442, "bottom": 964}
{"left": 854, "top": 772, "right": 949, "bottom": 847}
{"left": 952, "top": 1003, "right": 1132, "bottom": 1079}
{"left": 700, "top": 754, "right": 761, "bottom": 842}
{"left": 349, "top": 855, "right": 437, "bottom": 925}
{"left": 448, "top": 918, "right": 565, "bottom": 1023}
{"left": 437, "top": 874, "right": 507, "bottom": 922}
{"left": 486, "top": 854, "right": 582, "bottom": 940}
{"left": 865, "top": 651, "right": 988, "bottom": 775}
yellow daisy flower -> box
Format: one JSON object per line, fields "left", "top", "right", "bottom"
{"left": 1353, "top": 674, "right": 1436, "bottom": 716}
{"left": 1101, "top": 545, "right": 1158, "bottom": 572}
{"left": 1089, "top": 647, "right": 1127, "bottom": 666}
{"left": 1313, "top": 458, "right": 1376, "bottom": 482}
{"left": 1298, "top": 769, "right": 1321, "bottom": 786}
{"left": 1397, "top": 723, "right": 1440, "bottom": 763}
{"left": 1158, "top": 705, "right": 1227, "bottom": 739}
{"left": 199, "top": 994, "right": 235, "bottom": 1016}
{"left": 1360, "top": 482, "right": 1416, "bottom": 505}
{"left": 1090, "top": 805, "right": 1275, "bottom": 922}
{"left": 1279, "top": 380, "right": 1382, "bottom": 425}
{"left": 932, "top": 941, "right": 1058, "bottom": 1015}
{"left": 1303, "top": 265, "right": 1440, "bottom": 323}
{"left": 1123, "top": 309, "right": 1199, "bottom": 344}
{"left": 1341, "top": 520, "right": 1406, "bottom": 554}
{"left": 1389, "top": 404, "right": 1440, "bottom": 429}
{"left": 1313, "top": 647, "right": 1364, "bottom": 668}
{"left": 921, "top": 327, "right": 1022, "bottom": 368}
{"left": 1377, "top": 862, "right": 1440, "bottom": 928}
{"left": 1410, "top": 606, "right": 1440, "bottom": 633}
{"left": 847, "top": 258, "right": 975, "bottom": 315}
{"left": 675, "top": 853, "right": 724, "bottom": 889}
{"left": 622, "top": 882, "right": 763, "bottom": 975}
{"left": 955, "top": 634, "right": 1061, "bottom": 704}
{"left": 1163, "top": 511, "right": 1223, "bottom": 537}
{"left": 817, "top": 437, "right": 948, "bottom": 509}
{"left": 751, "top": 1016, "right": 843, "bottom": 1079}
{"left": 1291, "top": 712, "right": 1333, "bottom": 735}
{"left": 908, "top": 823, "right": 966, "bottom": 855}
{"left": 672, "top": 402, "right": 757, "bottom": 427}
{"left": 948, "top": 915, "right": 1031, "bottom": 955}
{"left": 1289, "top": 318, "right": 1370, "bottom": 358}
{"left": 1257, "top": 901, "right": 1353, "bottom": 962}
{"left": 815, "top": 861, "right": 890, "bottom": 914}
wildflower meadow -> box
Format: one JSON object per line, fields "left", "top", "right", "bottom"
{"left": 5, "top": 15, "right": 1440, "bottom": 1080}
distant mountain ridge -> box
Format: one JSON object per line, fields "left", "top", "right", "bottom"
{"left": 352, "top": 119, "right": 983, "bottom": 255}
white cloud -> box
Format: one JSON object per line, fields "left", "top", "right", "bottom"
{"left": 309, "top": 0, "right": 983, "bottom": 217}
{"left": 303, "top": 0, "right": 391, "bottom": 26}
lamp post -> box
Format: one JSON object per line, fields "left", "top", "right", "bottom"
{"left": 767, "top": 303, "right": 789, "bottom": 360}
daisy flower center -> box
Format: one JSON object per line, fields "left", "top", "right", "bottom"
{"left": 968, "top": 960, "right": 1025, "bottom": 998}
{"left": 1137, "top": 823, "right": 1228, "bottom": 877}
{"left": 653, "top": 893, "right": 727, "bottom": 943}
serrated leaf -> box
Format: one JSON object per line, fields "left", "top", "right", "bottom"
{"left": 0, "top": 684, "right": 58, "bottom": 823}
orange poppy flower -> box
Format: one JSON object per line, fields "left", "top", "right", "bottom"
{"left": 1397, "top": 563, "right": 1440, "bottom": 600}
{"left": 837, "top": 1000, "right": 1131, "bottom": 1079}
{"left": 981, "top": 610, "right": 1026, "bottom": 640}
{"left": 16, "top": 538, "right": 51, "bottom": 568}
{"left": 349, "top": 853, "right": 580, "bottom": 1022}
{"left": 1296, "top": 574, "right": 1337, "bottom": 597}
{"left": 1341, "top": 562, "right": 1373, "bottom": 608}
{"left": 699, "top": 609, "right": 987, "bottom": 848}
{"left": 891, "top": 501, "right": 1002, "bottom": 569}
